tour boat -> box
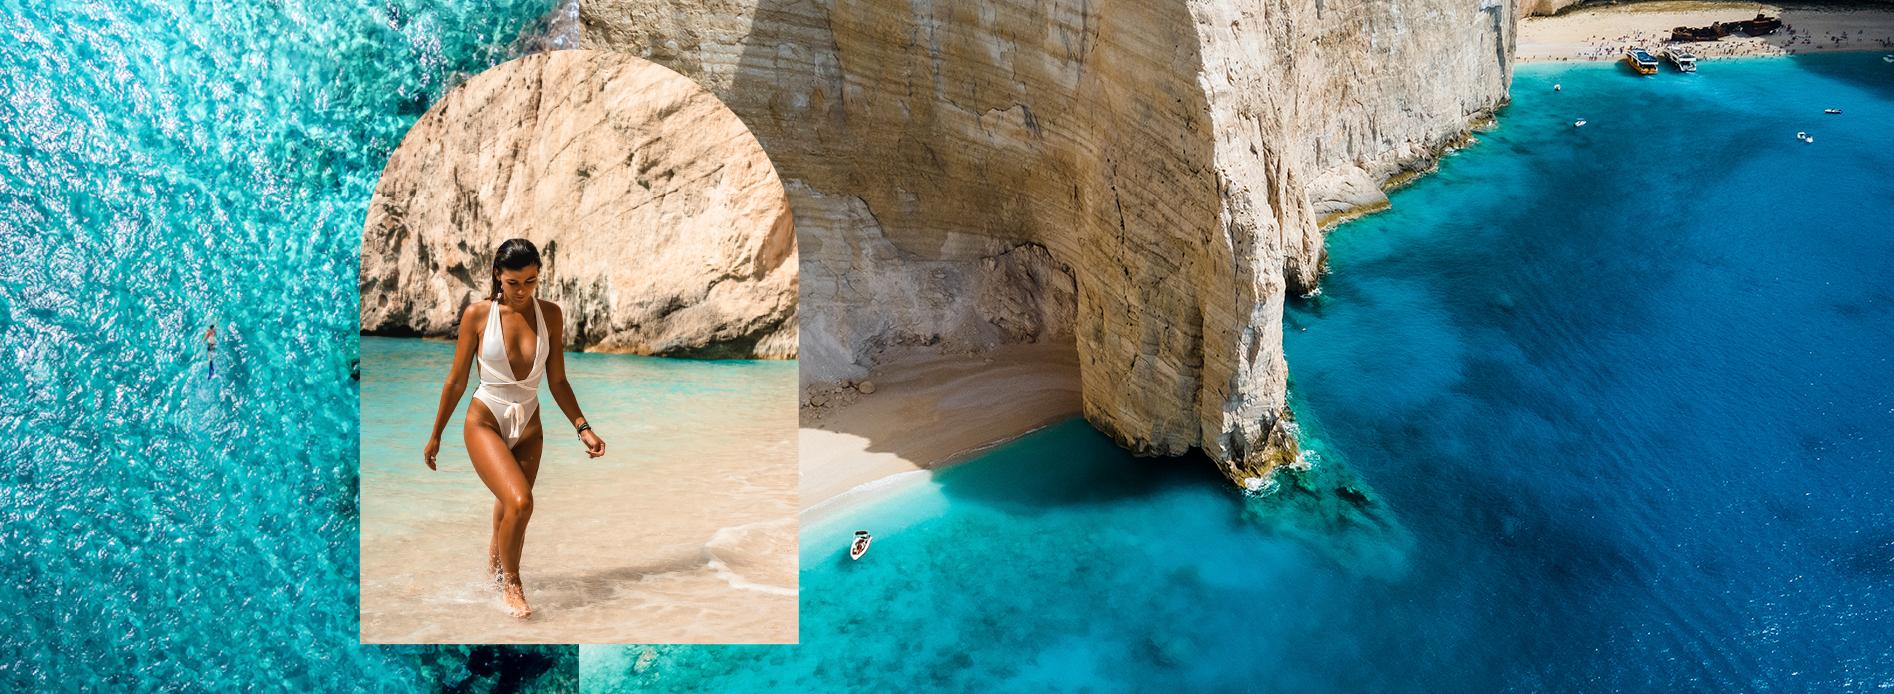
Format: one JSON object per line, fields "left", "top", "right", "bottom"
{"left": 1624, "top": 48, "right": 1659, "bottom": 75}
{"left": 1664, "top": 48, "right": 1698, "bottom": 73}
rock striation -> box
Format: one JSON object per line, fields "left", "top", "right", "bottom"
{"left": 580, "top": 0, "right": 1513, "bottom": 483}
{"left": 359, "top": 50, "right": 797, "bottom": 359}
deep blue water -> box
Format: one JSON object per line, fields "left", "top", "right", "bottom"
{"left": 588, "top": 55, "right": 1894, "bottom": 691}
{"left": 0, "top": 1, "right": 578, "bottom": 688}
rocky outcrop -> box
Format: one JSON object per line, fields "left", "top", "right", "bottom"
{"left": 580, "top": 0, "right": 1513, "bottom": 484}
{"left": 509, "top": 0, "right": 582, "bottom": 56}
{"left": 359, "top": 50, "right": 797, "bottom": 359}
{"left": 1523, "top": 0, "right": 1584, "bottom": 16}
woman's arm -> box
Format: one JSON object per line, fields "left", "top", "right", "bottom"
{"left": 542, "top": 301, "right": 606, "bottom": 458}
{"left": 423, "top": 301, "right": 484, "bottom": 469}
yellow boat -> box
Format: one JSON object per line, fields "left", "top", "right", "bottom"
{"left": 1625, "top": 48, "right": 1659, "bottom": 75}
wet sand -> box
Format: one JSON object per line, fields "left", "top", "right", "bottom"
{"left": 1520, "top": 2, "right": 1894, "bottom": 62}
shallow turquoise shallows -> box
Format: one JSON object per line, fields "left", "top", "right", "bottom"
{"left": 586, "top": 54, "right": 1894, "bottom": 691}
{"left": 0, "top": 1, "right": 578, "bottom": 689}
{"left": 358, "top": 337, "right": 797, "bottom": 644}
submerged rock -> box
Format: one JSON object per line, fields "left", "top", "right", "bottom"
{"left": 1336, "top": 485, "right": 1371, "bottom": 506}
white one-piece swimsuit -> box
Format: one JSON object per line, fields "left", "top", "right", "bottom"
{"left": 472, "top": 298, "right": 550, "bottom": 447}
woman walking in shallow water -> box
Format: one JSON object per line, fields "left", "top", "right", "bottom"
{"left": 422, "top": 238, "right": 606, "bottom": 618}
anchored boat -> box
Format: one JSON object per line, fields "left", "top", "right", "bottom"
{"left": 849, "top": 530, "right": 872, "bottom": 560}
{"left": 1664, "top": 47, "right": 1698, "bottom": 73}
{"left": 1625, "top": 48, "right": 1659, "bottom": 75}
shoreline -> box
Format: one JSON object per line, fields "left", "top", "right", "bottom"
{"left": 797, "top": 341, "right": 1082, "bottom": 528}
{"left": 1519, "top": 2, "right": 1894, "bottom": 63}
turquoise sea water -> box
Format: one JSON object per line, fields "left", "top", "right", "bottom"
{"left": 590, "top": 55, "right": 1894, "bottom": 691}
{"left": 0, "top": 1, "right": 578, "bottom": 688}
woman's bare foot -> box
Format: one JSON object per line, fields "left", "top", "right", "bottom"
{"left": 502, "top": 583, "right": 533, "bottom": 619}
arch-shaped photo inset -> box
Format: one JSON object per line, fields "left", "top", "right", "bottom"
{"left": 356, "top": 49, "right": 797, "bottom": 645}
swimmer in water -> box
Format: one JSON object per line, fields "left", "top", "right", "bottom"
{"left": 205, "top": 324, "right": 216, "bottom": 378}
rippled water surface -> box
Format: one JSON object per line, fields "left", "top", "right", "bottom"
{"left": 0, "top": 0, "right": 578, "bottom": 688}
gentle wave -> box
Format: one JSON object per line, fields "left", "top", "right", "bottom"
{"left": 703, "top": 518, "right": 799, "bottom": 597}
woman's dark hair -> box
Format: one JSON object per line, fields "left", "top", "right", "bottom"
{"left": 490, "top": 239, "right": 542, "bottom": 300}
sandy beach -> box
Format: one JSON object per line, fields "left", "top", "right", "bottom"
{"left": 1520, "top": 2, "right": 1894, "bottom": 62}
{"left": 798, "top": 341, "right": 1082, "bottom": 524}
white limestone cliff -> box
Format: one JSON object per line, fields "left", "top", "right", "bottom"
{"left": 359, "top": 50, "right": 797, "bottom": 358}
{"left": 579, "top": 0, "right": 1514, "bottom": 482}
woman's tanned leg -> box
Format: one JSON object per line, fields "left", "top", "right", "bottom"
{"left": 488, "top": 500, "right": 504, "bottom": 583}
{"left": 466, "top": 404, "right": 535, "bottom": 617}
{"left": 503, "top": 417, "right": 544, "bottom": 589}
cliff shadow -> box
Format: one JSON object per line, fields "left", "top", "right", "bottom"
{"left": 1783, "top": 48, "right": 1894, "bottom": 101}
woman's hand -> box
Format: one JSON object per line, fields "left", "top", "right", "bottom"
{"left": 580, "top": 429, "right": 606, "bottom": 459}
{"left": 423, "top": 437, "right": 441, "bottom": 470}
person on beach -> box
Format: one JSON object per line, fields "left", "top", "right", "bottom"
{"left": 422, "top": 238, "right": 607, "bottom": 619}
{"left": 205, "top": 324, "right": 216, "bottom": 378}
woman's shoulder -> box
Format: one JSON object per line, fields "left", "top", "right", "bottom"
{"left": 461, "top": 298, "right": 494, "bottom": 325}
{"left": 537, "top": 298, "right": 564, "bottom": 325}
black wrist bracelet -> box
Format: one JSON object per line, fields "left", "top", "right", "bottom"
{"left": 576, "top": 423, "right": 592, "bottom": 436}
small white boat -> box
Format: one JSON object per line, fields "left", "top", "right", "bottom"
{"left": 1553, "top": 83, "right": 1562, "bottom": 92}
{"left": 1796, "top": 131, "right": 1808, "bottom": 140}
{"left": 1885, "top": 55, "right": 1893, "bottom": 63}
{"left": 849, "top": 530, "right": 872, "bottom": 560}
{"left": 1805, "top": 135, "right": 1815, "bottom": 144}
{"left": 1573, "top": 119, "right": 1587, "bottom": 127}
{"left": 1824, "top": 108, "right": 1842, "bottom": 115}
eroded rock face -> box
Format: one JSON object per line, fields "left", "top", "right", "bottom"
{"left": 359, "top": 50, "right": 797, "bottom": 359}
{"left": 580, "top": 0, "right": 1513, "bottom": 482}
